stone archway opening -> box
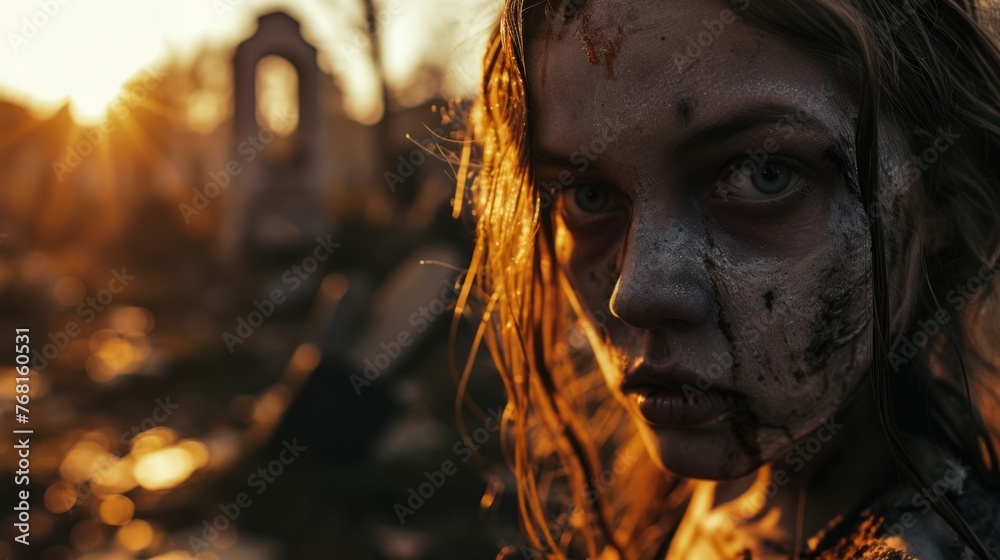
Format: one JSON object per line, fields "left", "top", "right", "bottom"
{"left": 255, "top": 54, "right": 299, "bottom": 138}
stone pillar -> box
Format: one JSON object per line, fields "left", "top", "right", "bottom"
{"left": 220, "top": 11, "right": 327, "bottom": 269}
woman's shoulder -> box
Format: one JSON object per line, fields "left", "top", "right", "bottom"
{"left": 937, "top": 465, "right": 1000, "bottom": 559}
{"left": 809, "top": 449, "right": 1000, "bottom": 560}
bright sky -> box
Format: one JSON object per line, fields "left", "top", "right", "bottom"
{"left": 0, "top": 0, "right": 499, "bottom": 124}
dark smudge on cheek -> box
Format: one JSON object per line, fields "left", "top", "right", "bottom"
{"left": 804, "top": 267, "right": 856, "bottom": 371}
{"left": 702, "top": 220, "right": 741, "bottom": 385}
{"left": 692, "top": 183, "right": 873, "bottom": 460}
{"left": 723, "top": 400, "right": 764, "bottom": 477}
{"left": 801, "top": 201, "right": 871, "bottom": 384}
{"left": 677, "top": 97, "right": 695, "bottom": 125}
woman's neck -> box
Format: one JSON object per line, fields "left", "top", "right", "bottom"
{"left": 669, "top": 386, "right": 897, "bottom": 559}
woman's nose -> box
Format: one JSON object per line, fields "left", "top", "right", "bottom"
{"left": 609, "top": 221, "right": 714, "bottom": 330}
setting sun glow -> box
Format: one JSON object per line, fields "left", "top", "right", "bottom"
{"left": 2, "top": 0, "right": 168, "bottom": 124}
{"left": 0, "top": 0, "right": 497, "bottom": 125}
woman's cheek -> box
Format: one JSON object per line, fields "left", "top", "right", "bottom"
{"left": 704, "top": 191, "right": 872, "bottom": 451}
{"left": 555, "top": 216, "right": 624, "bottom": 315}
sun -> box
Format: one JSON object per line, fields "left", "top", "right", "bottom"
{"left": 0, "top": 0, "right": 172, "bottom": 125}
{"left": 67, "top": 82, "right": 128, "bottom": 125}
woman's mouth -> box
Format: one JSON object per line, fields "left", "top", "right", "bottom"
{"left": 632, "top": 386, "right": 736, "bottom": 428}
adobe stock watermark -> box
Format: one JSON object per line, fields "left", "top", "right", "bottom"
{"left": 335, "top": 0, "right": 404, "bottom": 63}
{"left": 384, "top": 125, "right": 461, "bottom": 193}
{"left": 893, "top": 127, "right": 961, "bottom": 184}
{"left": 673, "top": 0, "right": 751, "bottom": 71}
{"left": 50, "top": 396, "right": 181, "bottom": 515}
{"left": 882, "top": 459, "right": 967, "bottom": 539}
{"left": 350, "top": 278, "right": 460, "bottom": 395}
{"left": 876, "top": 0, "right": 931, "bottom": 38}
{"left": 394, "top": 408, "right": 503, "bottom": 524}
{"left": 681, "top": 294, "right": 812, "bottom": 404}
{"left": 865, "top": 126, "right": 961, "bottom": 222}
{"left": 212, "top": 0, "right": 246, "bottom": 19}
{"left": 724, "top": 417, "right": 844, "bottom": 530}
{"left": 713, "top": 83, "right": 837, "bottom": 202}
{"left": 120, "top": 397, "right": 180, "bottom": 445}
{"left": 536, "top": 127, "right": 621, "bottom": 210}
{"left": 178, "top": 109, "right": 294, "bottom": 223}
{"left": 554, "top": 308, "right": 610, "bottom": 360}
{"left": 188, "top": 439, "right": 306, "bottom": 553}
{"left": 7, "top": 0, "right": 74, "bottom": 54}
{"left": 510, "top": 449, "right": 639, "bottom": 559}
{"left": 222, "top": 236, "right": 340, "bottom": 352}
{"left": 51, "top": 65, "right": 167, "bottom": 182}
{"left": 888, "top": 262, "right": 999, "bottom": 372}
{"left": 30, "top": 268, "right": 136, "bottom": 372}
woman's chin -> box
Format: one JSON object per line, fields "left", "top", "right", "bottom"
{"left": 640, "top": 425, "right": 764, "bottom": 481}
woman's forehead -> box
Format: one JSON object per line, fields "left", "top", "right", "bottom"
{"left": 526, "top": 0, "right": 855, "bottom": 163}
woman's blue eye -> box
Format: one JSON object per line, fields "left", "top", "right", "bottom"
{"left": 751, "top": 163, "right": 793, "bottom": 195}
{"left": 717, "top": 161, "right": 800, "bottom": 202}
{"left": 574, "top": 185, "right": 610, "bottom": 213}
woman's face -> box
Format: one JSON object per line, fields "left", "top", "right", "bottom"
{"left": 528, "top": 0, "right": 910, "bottom": 479}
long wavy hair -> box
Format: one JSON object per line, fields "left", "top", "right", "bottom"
{"left": 454, "top": 1, "right": 1000, "bottom": 558}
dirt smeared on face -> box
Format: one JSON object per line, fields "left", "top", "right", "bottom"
{"left": 703, "top": 223, "right": 742, "bottom": 386}
{"left": 677, "top": 97, "right": 695, "bottom": 125}
{"left": 703, "top": 189, "right": 872, "bottom": 458}
{"left": 562, "top": 0, "right": 588, "bottom": 21}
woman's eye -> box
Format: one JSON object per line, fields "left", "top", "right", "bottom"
{"left": 717, "top": 161, "right": 801, "bottom": 201}
{"left": 573, "top": 184, "right": 611, "bottom": 213}
{"left": 751, "top": 163, "right": 794, "bottom": 194}
{"left": 557, "top": 183, "right": 621, "bottom": 224}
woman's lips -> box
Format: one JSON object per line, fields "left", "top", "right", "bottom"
{"left": 632, "top": 387, "right": 734, "bottom": 428}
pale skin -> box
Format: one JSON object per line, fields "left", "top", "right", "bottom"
{"left": 526, "top": 0, "right": 957, "bottom": 557}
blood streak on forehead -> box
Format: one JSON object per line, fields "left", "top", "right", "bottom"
{"left": 577, "top": 9, "right": 624, "bottom": 78}
{"left": 544, "top": 0, "right": 632, "bottom": 78}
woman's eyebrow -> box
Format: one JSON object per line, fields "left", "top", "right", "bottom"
{"left": 531, "top": 147, "right": 578, "bottom": 168}
{"left": 559, "top": 0, "right": 590, "bottom": 21}
{"left": 675, "top": 104, "right": 843, "bottom": 154}
{"left": 529, "top": 104, "right": 848, "bottom": 169}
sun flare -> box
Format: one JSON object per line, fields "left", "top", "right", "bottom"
{"left": 67, "top": 84, "right": 126, "bottom": 125}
